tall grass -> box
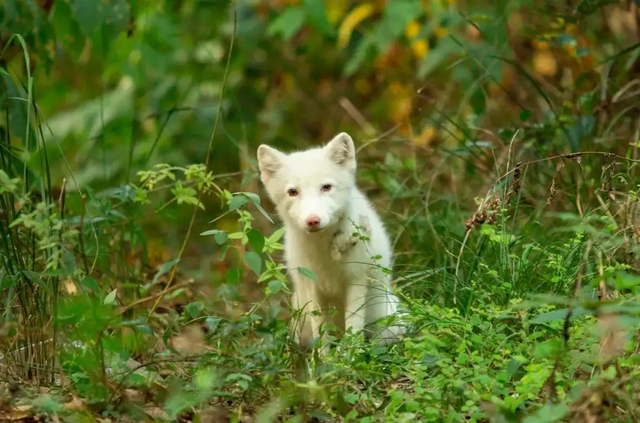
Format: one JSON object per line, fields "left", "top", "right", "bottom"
{"left": 0, "top": 35, "right": 60, "bottom": 383}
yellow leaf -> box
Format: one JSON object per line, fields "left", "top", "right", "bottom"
{"left": 405, "top": 20, "right": 420, "bottom": 39}
{"left": 326, "top": 0, "right": 348, "bottom": 24}
{"left": 434, "top": 26, "right": 448, "bottom": 38}
{"left": 338, "top": 3, "right": 375, "bottom": 49}
{"left": 411, "top": 40, "right": 429, "bottom": 60}
{"left": 413, "top": 126, "right": 436, "bottom": 146}
{"left": 532, "top": 39, "right": 551, "bottom": 51}
{"left": 387, "top": 82, "right": 413, "bottom": 123}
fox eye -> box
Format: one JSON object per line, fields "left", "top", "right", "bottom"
{"left": 321, "top": 184, "right": 332, "bottom": 193}
{"left": 287, "top": 188, "right": 299, "bottom": 197}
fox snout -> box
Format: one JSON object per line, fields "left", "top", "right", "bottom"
{"left": 299, "top": 198, "right": 333, "bottom": 232}
{"left": 305, "top": 215, "right": 322, "bottom": 231}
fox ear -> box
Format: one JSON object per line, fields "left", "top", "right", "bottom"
{"left": 325, "top": 132, "right": 356, "bottom": 169}
{"left": 257, "top": 144, "right": 286, "bottom": 180}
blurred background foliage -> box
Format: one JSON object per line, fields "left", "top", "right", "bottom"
{"left": 3, "top": 0, "right": 639, "bottom": 278}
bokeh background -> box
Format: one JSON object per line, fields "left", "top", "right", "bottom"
{"left": 4, "top": 0, "right": 639, "bottom": 294}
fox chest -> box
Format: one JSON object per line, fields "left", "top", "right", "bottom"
{"left": 285, "top": 242, "right": 362, "bottom": 295}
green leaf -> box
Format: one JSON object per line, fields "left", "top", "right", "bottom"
{"left": 506, "top": 357, "right": 523, "bottom": 378}
{"left": 244, "top": 252, "right": 262, "bottom": 276}
{"left": 71, "top": 0, "right": 102, "bottom": 37}
{"left": 417, "top": 37, "right": 457, "bottom": 79}
{"left": 152, "top": 258, "right": 180, "bottom": 286}
{"left": 242, "top": 192, "right": 262, "bottom": 205}
{"left": 229, "top": 195, "right": 249, "bottom": 211}
{"left": 614, "top": 272, "right": 640, "bottom": 290}
{"left": 533, "top": 338, "right": 562, "bottom": 360}
{"left": 247, "top": 229, "right": 265, "bottom": 253}
{"left": 226, "top": 268, "right": 241, "bottom": 285}
{"left": 81, "top": 276, "right": 100, "bottom": 292}
{"left": 519, "top": 109, "right": 532, "bottom": 122}
{"left": 252, "top": 201, "right": 275, "bottom": 224}
{"left": 136, "top": 325, "right": 154, "bottom": 335}
{"left": 201, "top": 229, "right": 228, "bottom": 245}
{"left": 98, "top": 0, "right": 130, "bottom": 41}
{"left": 268, "top": 226, "right": 285, "bottom": 244}
{"left": 206, "top": 316, "right": 222, "bottom": 333}
{"left": 267, "top": 7, "right": 306, "bottom": 40}
{"left": 529, "top": 307, "right": 590, "bottom": 324}
{"left": 373, "top": 0, "right": 422, "bottom": 51}
{"left": 297, "top": 267, "right": 318, "bottom": 282}
{"left": 345, "top": 37, "right": 374, "bottom": 76}
{"left": 185, "top": 301, "right": 204, "bottom": 319}
{"left": 240, "top": 192, "right": 275, "bottom": 224}
{"left": 104, "top": 288, "right": 117, "bottom": 305}
{"left": 523, "top": 404, "right": 568, "bottom": 423}
{"left": 303, "top": 0, "right": 334, "bottom": 35}
{"left": 267, "top": 280, "right": 286, "bottom": 295}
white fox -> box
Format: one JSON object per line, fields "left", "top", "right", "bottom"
{"left": 257, "top": 132, "right": 404, "bottom": 351}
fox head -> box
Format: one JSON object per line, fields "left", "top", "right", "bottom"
{"left": 257, "top": 132, "right": 357, "bottom": 234}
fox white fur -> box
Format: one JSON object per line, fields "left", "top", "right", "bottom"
{"left": 257, "top": 132, "right": 404, "bottom": 350}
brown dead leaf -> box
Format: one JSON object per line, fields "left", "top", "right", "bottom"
{"left": 198, "top": 406, "right": 231, "bottom": 423}
{"left": 317, "top": 78, "right": 333, "bottom": 101}
{"left": 63, "top": 279, "right": 77, "bottom": 295}
{"left": 123, "top": 389, "right": 145, "bottom": 404}
{"left": 64, "top": 394, "right": 87, "bottom": 412}
{"left": 465, "top": 24, "right": 481, "bottom": 41}
{"left": 598, "top": 314, "right": 626, "bottom": 363}
{"left": 170, "top": 325, "right": 206, "bottom": 355}
{"left": 0, "top": 403, "right": 35, "bottom": 421}
{"left": 566, "top": 153, "right": 582, "bottom": 169}
{"left": 144, "top": 405, "right": 169, "bottom": 421}
{"left": 547, "top": 162, "right": 564, "bottom": 205}
{"left": 533, "top": 50, "right": 558, "bottom": 77}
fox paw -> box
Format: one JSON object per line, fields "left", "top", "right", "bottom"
{"left": 331, "top": 231, "right": 358, "bottom": 261}
{"left": 330, "top": 215, "right": 372, "bottom": 261}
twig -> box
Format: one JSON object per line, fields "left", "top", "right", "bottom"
{"left": 454, "top": 130, "right": 521, "bottom": 303}
{"left": 339, "top": 97, "right": 377, "bottom": 137}
{"left": 78, "top": 195, "right": 89, "bottom": 275}
{"left": 355, "top": 123, "right": 403, "bottom": 154}
{"left": 119, "top": 280, "right": 193, "bottom": 313}
{"left": 453, "top": 228, "right": 472, "bottom": 305}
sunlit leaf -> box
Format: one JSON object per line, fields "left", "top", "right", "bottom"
{"left": 338, "top": 3, "right": 375, "bottom": 48}
{"left": 103, "top": 288, "right": 117, "bottom": 305}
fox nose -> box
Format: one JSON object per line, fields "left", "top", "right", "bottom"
{"left": 305, "top": 215, "right": 321, "bottom": 228}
